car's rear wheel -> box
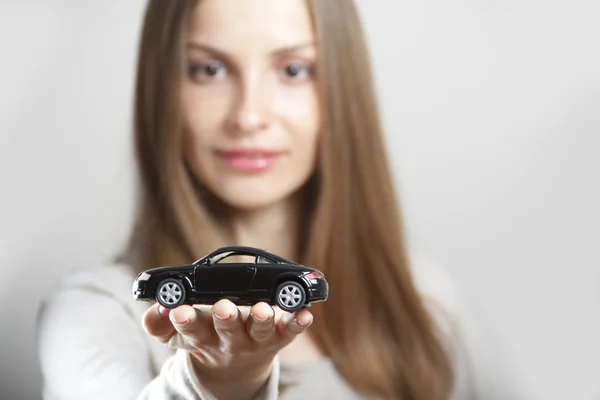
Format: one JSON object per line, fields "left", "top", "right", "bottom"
{"left": 275, "top": 281, "right": 306, "bottom": 312}
{"left": 156, "top": 278, "right": 186, "bottom": 309}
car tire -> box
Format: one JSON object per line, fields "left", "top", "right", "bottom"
{"left": 275, "top": 281, "right": 306, "bottom": 312}
{"left": 156, "top": 278, "right": 186, "bottom": 309}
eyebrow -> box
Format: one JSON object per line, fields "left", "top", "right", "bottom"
{"left": 186, "top": 41, "right": 316, "bottom": 60}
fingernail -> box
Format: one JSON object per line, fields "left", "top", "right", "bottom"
{"left": 295, "top": 318, "right": 309, "bottom": 327}
{"left": 214, "top": 312, "right": 231, "bottom": 321}
{"left": 252, "top": 314, "right": 268, "bottom": 322}
{"left": 173, "top": 318, "right": 190, "bottom": 326}
{"left": 159, "top": 306, "right": 171, "bottom": 318}
{"left": 281, "top": 312, "right": 295, "bottom": 324}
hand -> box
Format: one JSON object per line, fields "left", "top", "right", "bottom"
{"left": 142, "top": 299, "right": 313, "bottom": 400}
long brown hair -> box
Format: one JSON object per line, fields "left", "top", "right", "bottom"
{"left": 127, "top": 1, "right": 455, "bottom": 398}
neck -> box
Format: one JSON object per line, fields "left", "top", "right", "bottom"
{"left": 228, "top": 190, "right": 324, "bottom": 364}
{"left": 229, "top": 192, "right": 303, "bottom": 262}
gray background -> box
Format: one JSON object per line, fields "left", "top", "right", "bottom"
{"left": 1, "top": 1, "right": 599, "bottom": 399}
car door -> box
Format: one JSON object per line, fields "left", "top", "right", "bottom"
{"left": 250, "top": 256, "right": 282, "bottom": 295}
{"left": 194, "top": 263, "right": 256, "bottom": 294}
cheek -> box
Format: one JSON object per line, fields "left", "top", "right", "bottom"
{"left": 181, "top": 86, "right": 231, "bottom": 149}
{"left": 281, "top": 88, "right": 320, "bottom": 173}
{"left": 274, "top": 85, "right": 320, "bottom": 142}
{"left": 180, "top": 87, "right": 232, "bottom": 184}
{"left": 277, "top": 95, "right": 321, "bottom": 181}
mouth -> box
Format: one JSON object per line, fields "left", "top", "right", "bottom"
{"left": 216, "top": 148, "right": 285, "bottom": 173}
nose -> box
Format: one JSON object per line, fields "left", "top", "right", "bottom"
{"left": 231, "top": 110, "right": 267, "bottom": 133}
{"left": 228, "top": 76, "right": 271, "bottom": 134}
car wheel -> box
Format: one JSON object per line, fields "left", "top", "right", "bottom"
{"left": 275, "top": 281, "right": 306, "bottom": 312}
{"left": 156, "top": 278, "right": 186, "bottom": 309}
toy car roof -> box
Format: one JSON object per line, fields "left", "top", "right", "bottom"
{"left": 193, "top": 246, "right": 299, "bottom": 266}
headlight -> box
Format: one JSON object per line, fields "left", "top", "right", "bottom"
{"left": 138, "top": 272, "right": 151, "bottom": 281}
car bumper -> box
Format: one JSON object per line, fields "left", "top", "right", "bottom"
{"left": 308, "top": 279, "right": 328, "bottom": 301}
{"left": 132, "top": 279, "right": 150, "bottom": 300}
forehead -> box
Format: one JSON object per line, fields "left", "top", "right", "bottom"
{"left": 187, "top": 0, "right": 315, "bottom": 49}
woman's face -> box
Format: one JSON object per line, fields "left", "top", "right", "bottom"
{"left": 181, "top": 0, "right": 319, "bottom": 211}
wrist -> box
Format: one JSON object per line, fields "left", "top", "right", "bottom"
{"left": 191, "top": 354, "right": 273, "bottom": 380}
{"left": 190, "top": 354, "right": 274, "bottom": 400}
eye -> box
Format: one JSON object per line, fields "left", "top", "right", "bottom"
{"left": 280, "top": 62, "right": 314, "bottom": 82}
{"left": 188, "top": 61, "right": 226, "bottom": 82}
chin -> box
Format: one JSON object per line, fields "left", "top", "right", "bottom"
{"left": 217, "top": 191, "right": 290, "bottom": 211}
{"left": 206, "top": 176, "right": 310, "bottom": 212}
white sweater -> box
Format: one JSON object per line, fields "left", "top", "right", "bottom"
{"left": 36, "top": 258, "right": 479, "bottom": 400}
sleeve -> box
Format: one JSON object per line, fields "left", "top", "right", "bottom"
{"left": 37, "top": 282, "right": 157, "bottom": 400}
{"left": 136, "top": 349, "right": 280, "bottom": 400}
{"left": 36, "top": 270, "right": 281, "bottom": 400}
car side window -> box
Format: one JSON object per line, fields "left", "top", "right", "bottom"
{"left": 212, "top": 252, "right": 257, "bottom": 264}
{"left": 256, "top": 255, "right": 274, "bottom": 264}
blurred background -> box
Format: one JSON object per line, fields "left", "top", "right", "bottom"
{"left": 0, "top": 1, "right": 599, "bottom": 399}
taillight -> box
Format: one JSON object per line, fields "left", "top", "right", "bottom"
{"left": 305, "top": 271, "right": 322, "bottom": 280}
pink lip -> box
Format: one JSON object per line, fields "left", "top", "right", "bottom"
{"left": 216, "top": 148, "right": 284, "bottom": 173}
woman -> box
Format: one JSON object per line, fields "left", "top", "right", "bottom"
{"left": 37, "top": 0, "right": 475, "bottom": 399}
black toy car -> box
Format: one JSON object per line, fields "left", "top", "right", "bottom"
{"left": 132, "top": 246, "right": 328, "bottom": 312}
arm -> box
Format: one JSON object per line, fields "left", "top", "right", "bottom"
{"left": 36, "top": 267, "right": 284, "bottom": 400}
{"left": 138, "top": 299, "right": 307, "bottom": 400}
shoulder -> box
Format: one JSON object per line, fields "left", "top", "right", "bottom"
{"left": 44, "top": 262, "right": 137, "bottom": 300}
{"left": 37, "top": 261, "right": 142, "bottom": 333}
{"left": 36, "top": 261, "right": 148, "bottom": 346}
{"left": 407, "top": 254, "right": 464, "bottom": 351}
{"left": 408, "top": 254, "right": 461, "bottom": 317}
{"left": 36, "top": 263, "right": 172, "bottom": 394}
{"left": 37, "top": 261, "right": 148, "bottom": 334}
{"left": 408, "top": 254, "right": 481, "bottom": 399}
{"left": 36, "top": 263, "right": 172, "bottom": 398}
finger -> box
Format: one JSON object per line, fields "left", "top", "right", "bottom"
{"left": 142, "top": 304, "right": 176, "bottom": 344}
{"left": 247, "top": 302, "right": 275, "bottom": 343}
{"left": 279, "top": 309, "right": 313, "bottom": 339}
{"left": 169, "top": 304, "right": 214, "bottom": 346}
{"left": 211, "top": 299, "right": 246, "bottom": 350}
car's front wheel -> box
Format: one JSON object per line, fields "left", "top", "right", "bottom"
{"left": 275, "top": 281, "right": 306, "bottom": 312}
{"left": 156, "top": 278, "right": 186, "bottom": 309}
